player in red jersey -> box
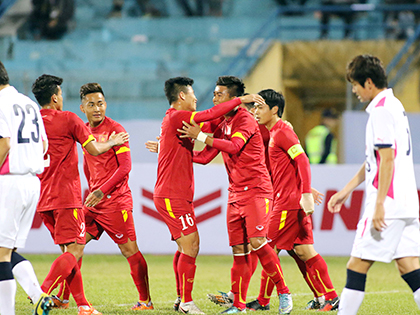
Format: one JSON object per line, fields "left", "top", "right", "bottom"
{"left": 78, "top": 82, "right": 153, "bottom": 311}
{"left": 152, "top": 77, "right": 263, "bottom": 314}
{"left": 251, "top": 89, "right": 339, "bottom": 311}
{"left": 178, "top": 76, "right": 292, "bottom": 314}
{"left": 32, "top": 75, "right": 128, "bottom": 315}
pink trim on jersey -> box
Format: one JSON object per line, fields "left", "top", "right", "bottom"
{"left": 0, "top": 155, "right": 10, "bottom": 174}
{"left": 372, "top": 148, "right": 395, "bottom": 199}
{"left": 361, "top": 217, "right": 368, "bottom": 237}
{"left": 375, "top": 97, "right": 386, "bottom": 108}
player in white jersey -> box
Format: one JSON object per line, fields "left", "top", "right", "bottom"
{"left": 328, "top": 55, "right": 420, "bottom": 315}
{"left": 0, "top": 61, "right": 54, "bottom": 315}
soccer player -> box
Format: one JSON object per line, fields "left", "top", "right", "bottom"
{"left": 328, "top": 55, "right": 420, "bottom": 315}
{"left": 0, "top": 62, "right": 53, "bottom": 315}
{"left": 153, "top": 76, "right": 263, "bottom": 314}
{"left": 178, "top": 76, "right": 293, "bottom": 314}
{"left": 32, "top": 74, "right": 128, "bottom": 315}
{"left": 251, "top": 89, "right": 339, "bottom": 311}
{"left": 79, "top": 82, "right": 153, "bottom": 311}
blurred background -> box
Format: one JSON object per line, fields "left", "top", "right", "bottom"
{"left": 2, "top": 0, "right": 420, "bottom": 255}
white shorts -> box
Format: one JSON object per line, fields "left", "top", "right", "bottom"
{"left": 351, "top": 217, "right": 420, "bottom": 263}
{"left": 0, "top": 174, "right": 40, "bottom": 249}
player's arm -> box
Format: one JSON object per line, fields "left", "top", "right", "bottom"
{"left": 191, "top": 94, "right": 264, "bottom": 123}
{"left": 327, "top": 162, "right": 365, "bottom": 214}
{"left": 84, "top": 131, "right": 129, "bottom": 156}
{"left": 0, "top": 137, "right": 10, "bottom": 168}
{"left": 372, "top": 147, "right": 394, "bottom": 231}
{"left": 178, "top": 120, "right": 247, "bottom": 155}
{"left": 193, "top": 146, "right": 220, "bottom": 164}
{"left": 85, "top": 146, "right": 131, "bottom": 208}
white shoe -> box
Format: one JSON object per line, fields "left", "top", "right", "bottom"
{"left": 179, "top": 301, "right": 205, "bottom": 314}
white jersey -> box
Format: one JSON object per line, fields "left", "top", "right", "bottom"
{"left": 364, "top": 88, "right": 418, "bottom": 219}
{"left": 0, "top": 86, "right": 47, "bottom": 175}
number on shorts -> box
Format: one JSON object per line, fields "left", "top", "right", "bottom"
{"left": 179, "top": 214, "right": 194, "bottom": 231}
{"left": 79, "top": 222, "right": 86, "bottom": 237}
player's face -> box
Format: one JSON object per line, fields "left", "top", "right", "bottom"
{"left": 182, "top": 86, "right": 197, "bottom": 111}
{"left": 80, "top": 92, "right": 107, "bottom": 126}
{"left": 351, "top": 80, "right": 373, "bottom": 103}
{"left": 54, "top": 86, "right": 64, "bottom": 111}
{"left": 213, "top": 85, "right": 232, "bottom": 106}
{"left": 254, "top": 102, "right": 275, "bottom": 126}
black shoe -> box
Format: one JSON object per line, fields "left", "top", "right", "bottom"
{"left": 246, "top": 299, "right": 270, "bottom": 311}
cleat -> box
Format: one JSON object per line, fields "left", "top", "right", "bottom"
{"left": 246, "top": 299, "right": 269, "bottom": 311}
{"left": 78, "top": 306, "right": 102, "bottom": 315}
{"left": 179, "top": 301, "right": 204, "bottom": 314}
{"left": 51, "top": 295, "right": 70, "bottom": 309}
{"left": 33, "top": 293, "right": 54, "bottom": 315}
{"left": 221, "top": 306, "right": 246, "bottom": 313}
{"left": 305, "top": 299, "right": 321, "bottom": 310}
{"left": 318, "top": 297, "right": 339, "bottom": 311}
{"left": 207, "top": 291, "right": 233, "bottom": 308}
{"left": 174, "top": 297, "right": 181, "bottom": 311}
{"left": 278, "top": 293, "right": 293, "bottom": 315}
{"left": 132, "top": 301, "right": 154, "bottom": 310}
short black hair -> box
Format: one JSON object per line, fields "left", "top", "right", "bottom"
{"left": 346, "top": 55, "right": 388, "bottom": 89}
{"left": 32, "top": 74, "right": 63, "bottom": 106}
{"left": 80, "top": 82, "right": 105, "bottom": 100}
{"left": 164, "top": 77, "right": 194, "bottom": 105}
{"left": 0, "top": 61, "right": 9, "bottom": 86}
{"left": 258, "top": 89, "right": 285, "bottom": 118}
{"left": 216, "top": 76, "right": 245, "bottom": 98}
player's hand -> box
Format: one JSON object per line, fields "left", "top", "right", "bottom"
{"left": 372, "top": 203, "right": 387, "bottom": 231}
{"left": 327, "top": 190, "right": 349, "bottom": 213}
{"left": 239, "top": 94, "right": 265, "bottom": 105}
{"left": 85, "top": 189, "right": 104, "bottom": 207}
{"left": 311, "top": 187, "right": 324, "bottom": 205}
{"left": 283, "top": 120, "right": 294, "bottom": 129}
{"left": 109, "top": 131, "right": 129, "bottom": 146}
{"left": 300, "top": 193, "right": 315, "bottom": 215}
{"left": 178, "top": 120, "right": 201, "bottom": 139}
{"left": 145, "top": 136, "right": 160, "bottom": 153}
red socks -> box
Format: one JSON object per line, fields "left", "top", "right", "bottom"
{"left": 288, "top": 250, "right": 319, "bottom": 298}
{"left": 257, "top": 269, "right": 275, "bottom": 306}
{"left": 41, "top": 252, "right": 77, "bottom": 294}
{"left": 254, "top": 244, "right": 289, "bottom": 294}
{"left": 231, "top": 255, "right": 251, "bottom": 309}
{"left": 127, "top": 251, "right": 151, "bottom": 303}
{"left": 178, "top": 253, "right": 196, "bottom": 303}
{"left": 305, "top": 254, "right": 337, "bottom": 300}
{"left": 66, "top": 263, "right": 89, "bottom": 306}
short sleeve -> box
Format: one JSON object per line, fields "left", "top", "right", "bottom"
{"left": 67, "top": 112, "right": 94, "bottom": 147}
{"left": 371, "top": 107, "right": 395, "bottom": 149}
{"left": 0, "top": 110, "right": 10, "bottom": 138}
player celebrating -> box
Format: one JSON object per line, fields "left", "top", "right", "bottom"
{"left": 152, "top": 77, "right": 263, "bottom": 314}
{"left": 328, "top": 55, "right": 420, "bottom": 314}
{"left": 0, "top": 62, "right": 53, "bottom": 315}
{"left": 32, "top": 74, "right": 128, "bottom": 315}
{"left": 79, "top": 82, "right": 153, "bottom": 311}
{"left": 251, "top": 89, "right": 339, "bottom": 311}
{"left": 179, "top": 76, "right": 292, "bottom": 314}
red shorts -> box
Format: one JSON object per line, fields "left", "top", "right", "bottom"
{"left": 227, "top": 197, "right": 272, "bottom": 247}
{"left": 154, "top": 197, "right": 197, "bottom": 241}
{"left": 84, "top": 207, "right": 136, "bottom": 244}
{"left": 267, "top": 207, "right": 314, "bottom": 251}
{"left": 39, "top": 208, "right": 86, "bottom": 245}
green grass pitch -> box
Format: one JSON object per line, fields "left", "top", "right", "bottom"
{"left": 15, "top": 254, "right": 419, "bottom": 314}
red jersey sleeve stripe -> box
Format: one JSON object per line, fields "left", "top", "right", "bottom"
{"left": 231, "top": 132, "right": 247, "bottom": 143}
{"left": 190, "top": 111, "right": 198, "bottom": 123}
{"left": 287, "top": 144, "right": 304, "bottom": 159}
{"left": 116, "top": 146, "right": 130, "bottom": 154}
{"left": 164, "top": 198, "right": 176, "bottom": 218}
{"left": 82, "top": 135, "right": 95, "bottom": 147}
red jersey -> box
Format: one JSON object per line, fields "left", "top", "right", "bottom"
{"left": 83, "top": 116, "right": 132, "bottom": 212}
{"left": 269, "top": 119, "right": 311, "bottom": 210}
{"left": 216, "top": 107, "right": 272, "bottom": 202}
{"left": 259, "top": 124, "right": 271, "bottom": 173}
{"left": 37, "top": 109, "right": 94, "bottom": 211}
{"left": 154, "top": 98, "right": 242, "bottom": 201}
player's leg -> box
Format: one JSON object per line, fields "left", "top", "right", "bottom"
{"left": 154, "top": 197, "right": 203, "bottom": 314}
{"left": 173, "top": 246, "right": 182, "bottom": 310}
{"left": 247, "top": 199, "right": 291, "bottom": 314}
{"left": 0, "top": 247, "right": 16, "bottom": 315}
{"left": 394, "top": 218, "right": 420, "bottom": 309}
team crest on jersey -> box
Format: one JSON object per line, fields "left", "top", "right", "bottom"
{"left": 269, "top": 138, "right": 275, "bottom": 147}
{"left": 98, "top": 133, "right": 108, "bottom": 143}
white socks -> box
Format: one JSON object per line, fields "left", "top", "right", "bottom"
{"left": 0, "top": 279, "right": 17, "bottom": 315}
{"left": 12, "top": 260, "right": 43, "bottom": 303}
{"left": 338, "top": 287, "right": 365, "bottom": 315}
